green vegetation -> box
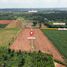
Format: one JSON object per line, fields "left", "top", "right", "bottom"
{"left": 0, "top": 48, "right": 55, "bottom": 67}
{"left": 0, "top": 24, "right": 8, "bottom": 28}
{"left": 1, "top": 11, "right": 67, "bottom": 23}
{"left": 1, "top": 10, "right": 67, "bottom": 66}
{"left": 0, "top": 11, "right": 67, "bottom": 28}
{"left": 42, "top": 29, "right": 67, "bottom": 61}
{"left": 0, "top": 28, "right": 20, "bottom": 48}
{"left": 29, "top": 13, "right": 67, "bottom": 28}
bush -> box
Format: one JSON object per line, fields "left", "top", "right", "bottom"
{"left": 0, "top": 48, "right": 55, "bottom": 67}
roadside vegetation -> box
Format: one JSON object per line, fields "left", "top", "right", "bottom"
{"left": 0, "top": 48, "right": 55, "bottom": 67}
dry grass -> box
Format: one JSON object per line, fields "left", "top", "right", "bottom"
{"left": 0, "top": 28, "right": 20, "bottom": 47}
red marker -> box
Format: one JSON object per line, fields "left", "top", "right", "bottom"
{"left": 30, "top": 29, "right": 34, "bottom": 36}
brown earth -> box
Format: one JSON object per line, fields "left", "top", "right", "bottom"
{"left": 0, "top": 40, "right": 2, "bottom": 44}
{"left": 6, "top": 20, "right": 22, "bottom": 29}
{"left": 10, "top": 28, "right": 65, "bottom": 67}
{"left": 0, "top": 20, "right": 15, "bottom": 24}
{"left": 10, "top": 29, "right": 32, "bottom": 52}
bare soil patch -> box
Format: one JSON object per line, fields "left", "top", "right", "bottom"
{"left": 10, "top": 28, "right": 65, "bottom": 66}
{"left": 0, "top": 20, "right": 15, "bottom": 24}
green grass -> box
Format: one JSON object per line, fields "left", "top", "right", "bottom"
{"left": 0, "top": 28, "right": 20, "bottom": 48}
{"left": 42, "top": 29, "right": 67, "bottom": 60}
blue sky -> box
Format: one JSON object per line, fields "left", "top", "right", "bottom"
{"left": 0, "top": 0, "right": 67, "bottom": 8}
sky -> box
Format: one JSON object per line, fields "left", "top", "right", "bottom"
{"left": 0, "top": 0, "right": 67, "bottom": 8}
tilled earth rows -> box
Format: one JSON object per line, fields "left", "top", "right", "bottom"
{"left": 10, "top": 28, "right": 65, "bottom": 67}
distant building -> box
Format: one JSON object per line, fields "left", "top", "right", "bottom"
{"left": 53, "top": 23, "right": 66, "bottom": 25}
{"left": 28, "top": 10, "right": 38, "bottom": 13}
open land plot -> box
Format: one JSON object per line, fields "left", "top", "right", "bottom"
{"left": 10, "top": 29, "right": 32, "bottom": 52}
{"left": 10, "top": 28, "right": 64, "bottom": 63}
{"left": 0, "top": 28, "right": 20, "bottom": 48}
{"left": 42, "top": 29, "right": 67, "bottom": 61}
{"left": 0, "top": 20, "right": 15, "bottom": 24}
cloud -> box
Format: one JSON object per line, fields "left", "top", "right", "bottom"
{"left": 0, "top": 0, "right": 9, "bottom": 2}
{"left": 0, "top": 0, "right": 67, "bottom": 8}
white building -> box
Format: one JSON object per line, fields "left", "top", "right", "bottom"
{"left": 53, "top": 23, "right": 66, "bottom": 25}
{"left": 28, "top": 10, "right": 38, "bottom": 13}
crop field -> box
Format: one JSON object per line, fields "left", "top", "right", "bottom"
{"left": 0, "top": 28, "right": 20, "bottom": 48}
{"left": 0, "top": 20, "right": 15, "bottom": 24}
{"left": 0, "top": 28, "right": 55, "bottom": 67}
{"left": 42, "top": 29, "right": 67, "bottom": 60}
{"left": 0, "top": 9, "right": 67, "bottom": 67}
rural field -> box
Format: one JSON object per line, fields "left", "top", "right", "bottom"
{"left": 0, "top": 20, "right": 66, "bottom": 67}
{"left": 0, "top": 20, "right": 15, "bottom": 24}
{"left": 0, "top": 9, "right": 67, "bottom": 67}
{"left": 0, "top": 20, "right": 55, "bottom": 67}
{"left": 0, "top": 28, "right": 20, "bottom": 47}
{"left": 0, "top": 20, "right": 21, "bottom": 48}
{"left": 42, "top": 29, "right": 67, "bottom": 61}
{"left": 10, "top": 28, "right": 66, "bottom": 67}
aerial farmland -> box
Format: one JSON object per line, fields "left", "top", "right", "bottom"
{"left": 0, "top": 8, "right": 67, "bottom": 67}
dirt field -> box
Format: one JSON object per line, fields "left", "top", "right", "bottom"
{"left": 10, "top": 29, "right": 32, "bottom": 52}
{"left": 10, "top": 28, "right": 65, "bottom": 67}
{"left": 0, "top": 20, "right": 15, "bottom": 24}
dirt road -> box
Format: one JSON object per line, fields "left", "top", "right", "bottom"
{"left": 10, "top": 28, "right": 65, "bottom": 67}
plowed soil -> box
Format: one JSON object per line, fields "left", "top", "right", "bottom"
{"left": 10, "top": 28, "right": 65, "bottom": 67}
{"left": 0, "top": 20, "right": 15, "bottom": 24}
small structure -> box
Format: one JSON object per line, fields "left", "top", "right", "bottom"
{"left": 53, "top": 23, "right": 66, "bottom": 25}
{"left": 28, "top": 10, "right": 38, "bottom": 13}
